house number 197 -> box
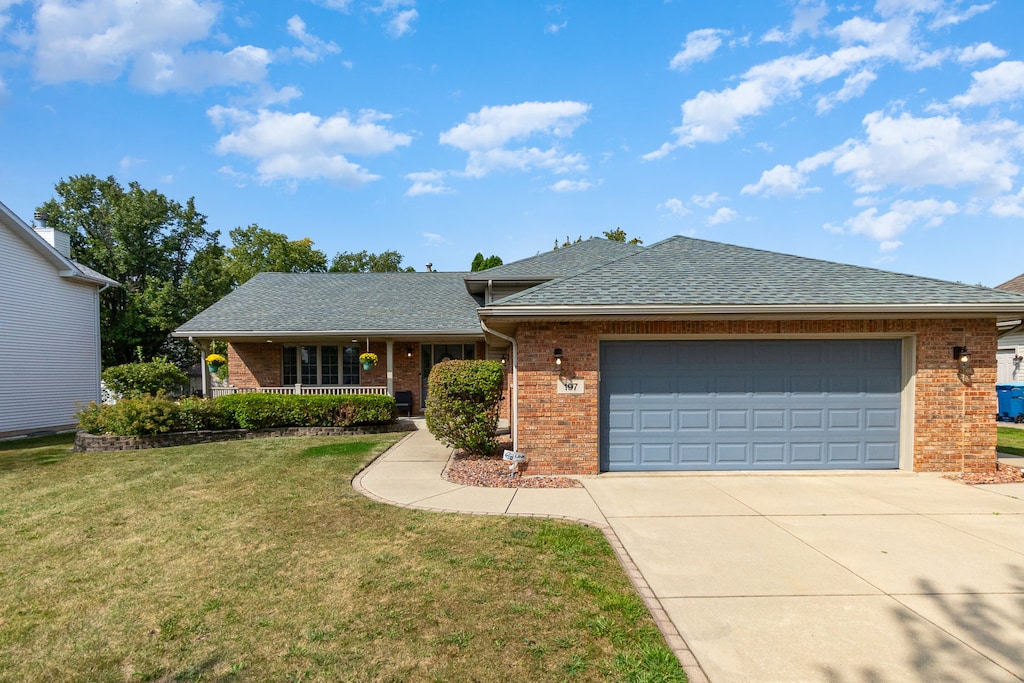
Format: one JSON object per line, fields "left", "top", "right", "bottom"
{"left": 557, "top": 378, "right": 585, "bottom": 394}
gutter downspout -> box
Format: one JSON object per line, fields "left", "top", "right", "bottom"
{"left": 95, "top": 283, "right": 111, "bottom": 403}
{"left": 479, "top": 319, "right": 517, "bottom": 451}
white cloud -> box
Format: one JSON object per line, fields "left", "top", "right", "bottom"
{"left": 30, "top": 0, "right": 271, "bottom": 92}
{"left": 707, "top": 207, "right": 738, "bottom": 225}
{"left": 957, "top": 42, "right": 1006, "bottom": 64}
{"left": 991, "top": 187, "right": 1024, "bottom": 218}
{"left": 742, "top": 147, "right": 839, "bottom": 197}
{"left": 119, "top": 155, "right": 145, "bottom": 170}
{"left": 760, "top": 0, "right": 828, "bottom": 43}
{"left": 658, "top": 198, "right": 691, "bottom": 217}
{"left": 550, "top": 179, "right": 592, "bottom": 192}
{"left": 133, "top": 45, "right": 271, "bottom": 93}
{"left": 405, "top": 172, "right": 454, "bottom": 197}
{"left": 842, "top": 198, "right": 958, "bottom": 244}
{"left": 815, "top": 69, "right": 876, "bottom": 113}
{"left": 209, "top": 107, "right": 412, "bottom": 186}
{"left": 743, "top": 164, "right": 813, "bottom": 197}
{"left": 387, "top": 8, "right": 418, "bottom": 37}
{"left": 441, "top": 101, "right": 590, "bottom": 150}
{"left": 422, "top": 232, "right": 444, "bottom": 246}
{"left": 440, "top": 101, "right": 590, "bottom": 179}
{"left": 645, "top": 10, "right": 945, "bottom": 158}
{"left": 545, "top": 21, "right": 568, "bottom": 35}
{"left": 310, "top": 0, "right": 353, "bottom": 11}
{"left": 670, "top": 29, "right": 728, "bottom": 71}
{"left": 929, "top": 2, "right": 993, "bottom": 29}
{"left": 832, "top": 111, "right": 1023, "bottom": 194}
{"left": 286, "top": 15, "right": 341, "bottom": 62}
{"left": 950, "top": 61, "right": 1024, "bottom": 108}
{"left": 691, "top": 192, "right": 725, "bottom": 208}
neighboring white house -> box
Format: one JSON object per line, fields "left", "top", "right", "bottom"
{"left": 996, "top": 274, "right": 1024, "bottom": 383}
{"left": 0, "top": 200, "right": 118, "bottom": 437}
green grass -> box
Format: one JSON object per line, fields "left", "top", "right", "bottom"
{"left": 997, "top": 426, "right": 1024, "bottom": 456}
{"left": 0, "top": 433, "right": 685, "bottom": 682}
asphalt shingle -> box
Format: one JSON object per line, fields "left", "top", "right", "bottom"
{"left": 491, "top": 236, "right": 1024, "bottom": 307}
{"left": 176, "top": 271, "right": 483, "bottom": 334}
{"left": 464, "top": 238, "right": 643, "bottom": 282}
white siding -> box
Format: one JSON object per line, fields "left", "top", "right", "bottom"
{"left": 998, "top": 329, "right": 1024, "bottom": 383}
{"left": 0, "top": 225, "right": 102, "bottom": 434}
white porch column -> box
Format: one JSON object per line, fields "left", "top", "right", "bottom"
{"left": 199, "top": 339, "right": 211, "bottom": 399}
{"left": 386, "top": 340, "right": 394, "bottom": 395}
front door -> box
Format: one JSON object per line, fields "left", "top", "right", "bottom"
{"left": 420, "top": 343, "right": 477, "bottom": 409}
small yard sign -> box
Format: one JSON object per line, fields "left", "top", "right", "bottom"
{"left": 502, "top": 450, "right": 526, "bottom": 462}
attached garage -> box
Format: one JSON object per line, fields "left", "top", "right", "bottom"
{"left": 600, "top": 339, "right": 903, "bottom": 471}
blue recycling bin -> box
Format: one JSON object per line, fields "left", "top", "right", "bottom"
{"left": 996, "top": 383, "right": 1024, "bottom": 422}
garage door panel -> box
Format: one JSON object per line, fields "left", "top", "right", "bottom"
{"left": 716, "top": 410, "right": 749, "bottom": 430}
{"left": 753, "top": 409, "right": 786, "bottom": 430}
{"left": 753, "top": 443, "right": 786, "bottom": 463}
{"left": 601, "top": 340, "right": 901, "bottom": 471}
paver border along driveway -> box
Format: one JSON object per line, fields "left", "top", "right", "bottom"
{"left": 356, "top": 425, "right": 1024, "bottom": 683}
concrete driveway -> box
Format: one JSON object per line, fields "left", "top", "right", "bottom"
{"left": 357, "top": 425, "right": 1024, "bottom": 682}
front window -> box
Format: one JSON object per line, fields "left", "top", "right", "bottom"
{"left": 283, "top": 345, "right": 349, "bottom": 385}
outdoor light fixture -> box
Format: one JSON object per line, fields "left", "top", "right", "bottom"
{"left": 501, "top": 355, "right": 507, "bottom": 366}
{"left": 406, "top": 347, "right": 413, "bottom": 358}
{"left": 553, "top": 348, "right": 564, "bottom": 367}
{"left": 954, "top": 346, "right": 971, "bottom": 363}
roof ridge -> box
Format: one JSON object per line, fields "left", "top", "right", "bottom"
{"left": 490, "top": 239, "right": 653, "bottom": 305}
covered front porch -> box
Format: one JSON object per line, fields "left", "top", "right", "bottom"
{"left": 195, "top": 336, "right": 487, "bottom": 416}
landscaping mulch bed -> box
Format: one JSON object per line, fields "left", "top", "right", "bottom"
{"left": 445, "top": 451, "right": 583, "bottom": 488}
{"left": 943, "top": 461, "right": 1024, "bottom": 485}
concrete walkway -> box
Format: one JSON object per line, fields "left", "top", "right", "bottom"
{"left": 355, "top": 421, "right": 1024, "bottom": 683}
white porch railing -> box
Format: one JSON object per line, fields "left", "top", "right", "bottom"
{"left": 211, "top": 385, "right": 389, "bottom": 398}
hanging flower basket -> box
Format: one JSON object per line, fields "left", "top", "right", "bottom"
{"left": 360, "top": 352, "right": 378, "bottom": 371}
{"left": 205, "top": 353, "right": 226, "bottom": 374}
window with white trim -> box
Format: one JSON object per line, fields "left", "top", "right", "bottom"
{"left": 282, "top": 345, "right": 358, "bottom": 385}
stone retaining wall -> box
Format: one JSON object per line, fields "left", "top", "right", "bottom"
{"left": 74, "top": 422, "right": 416, "bottom": 453}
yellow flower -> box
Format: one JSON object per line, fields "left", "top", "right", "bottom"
{"left": 359, "top": 352, "right": 378, "bottom": 366}
{"left": 206, "top": 353, "right": 227, "bottom": 365}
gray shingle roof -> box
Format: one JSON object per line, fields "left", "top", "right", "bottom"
{"left": 490, "top": 236, "right": 1024, "bottom": 307}
{"left": 464, "top": 238, "right": 643, "bottom": 282}
{"left": 176, "top": 272, "right": 483, "bottom": 335}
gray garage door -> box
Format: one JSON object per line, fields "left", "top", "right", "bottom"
{"left": 600, "top": 340, "right": 902, "bottom": 471}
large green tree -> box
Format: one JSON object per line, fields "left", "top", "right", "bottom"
{"left": 470, "top": 253, "right": 503, "bottom": 271}
{"left": 37, "top": 175, "right": 231, "bottom": 368}
{"left": 329, "top": 249, "right": 413, "bottom": 272}
{"left": 225, "top": 224, "right": 329, "bottom": 285}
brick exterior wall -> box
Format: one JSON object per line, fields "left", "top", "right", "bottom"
{"left": 513, "top": 319, "right": 997, "bottom": 475}
{"left": 228, "top": 341, "right": 443, "bottom": 415}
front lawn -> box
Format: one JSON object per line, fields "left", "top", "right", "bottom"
{"left": 997, "top": 426, "right": 1024, "bottom": 456}
{"left": 0, "top": 434, "right": 685, "bottom": 682}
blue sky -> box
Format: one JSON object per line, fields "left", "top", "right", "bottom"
{"left": 2, "top": 1, "right": 1023, "bottom": 285}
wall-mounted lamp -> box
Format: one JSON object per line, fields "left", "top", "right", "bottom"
{"left": 406, "top": 347, "right": 413, "bottom": 358}
{"left": 954, "top": 346, "right": 971, "bottom": 363}
{"left": 500, "top": 355, "right": 507, "bottom": 366}
{"left": 553, "top": 348, "right": 564, "bottom": 368}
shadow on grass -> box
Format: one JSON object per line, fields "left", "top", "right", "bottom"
{"left": 0, "top": 433, "right": 75, "bottom": 472}
{"left": 819, "top": 566, "right": 1024, "bottom": 682}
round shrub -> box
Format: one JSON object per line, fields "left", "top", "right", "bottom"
{"left": 425, "top": 360, "right": 504, "bottom": 454}
{"left": 102, "top": 358, "right": 188, "bottom": 398}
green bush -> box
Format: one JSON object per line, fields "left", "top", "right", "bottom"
{"left": 176, "top": 397, "right": 236, "bottom": 431}
{"left": 102, "top": 358, "right": 188, "bottom": 398}
{"left": 76, "top": 394, "right": 180, "bottom": 436}
{"left": 213, "top": 394, "right": 396, "bottom": 430}
{"left": 425, "top": 360, "right": 504, "bottom": 455}
{"left": 76, "top": 393, "right": 396, "bottom": 436}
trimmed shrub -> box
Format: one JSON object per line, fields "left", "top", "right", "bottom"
{"left": 176, "top": 397, "right": 236, "bottom": 431}
{"left": 213, "top": 394, "right": 396, "bottom": 430}
{"left": 76, "top": 393, "right": 179, "bottom": 436}
{"left": 102, "top": 358, "right": 188, "bottom": 398}
{"left": 425, "top": 360, "right": 504, "bottom": 455}
{"left": 76, "top": 393, "right": 395, "bottom": 436}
